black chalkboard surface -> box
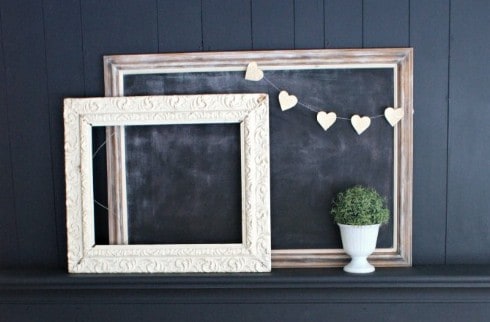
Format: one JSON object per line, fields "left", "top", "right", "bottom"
{"left": 124, "top": 123, "right": 242, "bottom": 244}
{"left": 123, "top": 68, "right": 394, "bottom": 249}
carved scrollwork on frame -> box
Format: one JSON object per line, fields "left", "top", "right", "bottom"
{"left": 64, "top": 94, "right": 271, "bottom": 273}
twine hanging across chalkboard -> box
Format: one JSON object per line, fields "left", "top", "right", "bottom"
{"left": 244, "top": 62, "right": 404, "bottom": 135}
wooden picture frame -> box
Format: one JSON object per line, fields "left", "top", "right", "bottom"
{"left": 64, "top": 94, "right": 271, "bottom": 273}
{"left": 104, "top": 49, "right": 413, "bottom": 268}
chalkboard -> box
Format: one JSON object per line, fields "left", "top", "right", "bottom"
{"left": 92, "top": 126, "right": 110, "bottom": 245}
{"left": 104, "top": 49, "right": 413, "bottom": 267}
{"left": 124, "top": 69, "right": 394, "bottom": 249}
{"left": 124, "top": 123, "right": 242, "bottom": 244}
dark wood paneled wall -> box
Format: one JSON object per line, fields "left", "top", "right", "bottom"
{"left": 1, "top": 0, "right": 58, "bottom": 268}
{"left": 410, "top": 0, "right": 450, "bottom": 264}
{"left": 1, "top": 0, "right": 490, "bottom": 320}
{"left": 446, "top": 0, "right": 490, "bottom": 263}
{"left": 2, "top": 0, "right": 471, "bottom": 269}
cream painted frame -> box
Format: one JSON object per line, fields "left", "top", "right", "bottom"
{"left": 104, "top": 48, "right": 413, "bottom": 268}
{"left": 64, "top": 94, "right": 271, "bottom": 273}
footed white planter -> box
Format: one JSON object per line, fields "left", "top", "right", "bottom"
{"left": 338, "top": 224, "right": 380, "bottom": 274}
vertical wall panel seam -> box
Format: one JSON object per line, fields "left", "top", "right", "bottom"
{"left": 361, "top": 0, "right": 364, "bottom": 47}
{"left": 249, "top": 0, "right": 253, "bottom": 49}
{"left": 155, "top": 0, "right": 160, "bottom": 52}
{"left": 200, "top": 0, "right": 204, "bottom": 50}
{"left": 40, "top": 0, "right": 61, "bottom": 267}
{"left": 407, "top": 0, "right": 411, "bottom": 45}
{"left": 250, "top": 0, "right": 254, "bottom": 49}
{"left": 0, "top": 2, "right": 19, "bottom": 263}
{"left": 323, "top": 0, "right": 326, "bottom": 47}
{"left": 444, "top": 0, "right": 452, "bottom": 265}
{"left": 322, "top": 0, "right": 325, "bottom": 48}
{"left": 79, "top": 0, "right": 87, "bottom": 96}
{"left": 292, "top": 0, "right": 296, "bottom": 49}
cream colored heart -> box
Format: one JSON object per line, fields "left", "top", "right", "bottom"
{"left": 351, "top": 115, "right": 371, "bottom": 135}
{"left": 244, "top": 62, "right": 264, "bottom": 81}
{"left": 384, "top": 107, "right": 404, "bottom": 127}
{"left": 316, "top": 111, "right": 337, "bottom": 131}
{"left": 278, "top": 91, "right": 298, "bottom": 111}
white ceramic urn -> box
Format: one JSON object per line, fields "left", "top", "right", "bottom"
{"left": 338, "top": 223, "right": 380, "bottom": 274}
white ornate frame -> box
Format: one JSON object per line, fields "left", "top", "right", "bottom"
{"left": 104, "top": 49, "right": 413, "bottom": 268}
{"left": 64, "top": 94, "right": 271, "bottom": 273}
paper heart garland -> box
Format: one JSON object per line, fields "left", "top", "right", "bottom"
{"left": 317, "top": 111, "right": 337, "bottom": 131}
{"left": 351, "top": 115, "right": 371, "bottom": 135}
{"left": 244, "top": 62, "right": 404, "bottom": 134}
{"left": 278, "top": 91, "right": 298, "bottom": 111}
{"left": 384, "top": 107, "right": 404, "bottom": 127}
{"left": 244, "top": 62, "right": 264, "bottom": 81}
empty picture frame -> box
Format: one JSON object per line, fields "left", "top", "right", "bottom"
{"left": 64, "top": 94, "right": 271, "bottom": 273}
{"left": 104, "top": 49, "right": 413, "bottom": 268}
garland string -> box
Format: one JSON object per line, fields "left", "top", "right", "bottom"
{"left": 262, "top": 75, "right": 385, "bottom": 120}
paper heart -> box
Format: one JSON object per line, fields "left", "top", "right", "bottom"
{"left": 244, "top": 62, "right": 264, "bottom": 81}
{"left": 316, "top": 111, "right": 337, "bottom": 131}
{"left": 384, "top": 107, "right": 404, "bottom": 126}
{"left": 351, "top": 115, "right": 371, "bottom": 135}
{"left": 278, "top": 91, "right": 298, "bottom": 111}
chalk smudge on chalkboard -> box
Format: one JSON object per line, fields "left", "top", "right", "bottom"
{"left": 124, "top": 123, "right": 242, "bottom": 245}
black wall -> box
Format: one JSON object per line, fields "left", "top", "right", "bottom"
{"left": 1, "top": 1, "right": 490, "bottom": 321}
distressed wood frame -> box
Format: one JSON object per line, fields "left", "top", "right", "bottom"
{"left": 63, "top": 94, "right": 271, "bottom": 273}
{"left": 104, "top": 48, "right": 413, "bottom": 268}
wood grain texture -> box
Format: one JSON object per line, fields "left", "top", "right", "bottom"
{"left": 446, "top": 0, "right": 490, "bottom": 264}
{"left": 202, "top": 0, "right": 252, "bottom": 51}
{"left": 324, "top": 0, "right": 362, "bottom": 48}
{"left": 409, "top": 0, "right": 449, "bottom": 265}
{"left": 363, "top": 0, "right": 409, "bottom": 47}
{"left": 80, "top": 0, "right": 158, "bottom": 96}
{"left": 251, "top": 0, "right": 294, "bottom": 50}
{"left": 158, "top": 0, "right": 202, "bottom": 52}
{"left": 107, "top": 126, "right": 128, "bottom": 245}
{"left": 0, "top": 0, "right": 58, "bottom": 268}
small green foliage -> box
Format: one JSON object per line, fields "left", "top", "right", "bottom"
{"left": 331, "top": 185, "right": 390, "bottom": 225}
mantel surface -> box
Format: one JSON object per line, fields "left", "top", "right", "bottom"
{"left": 2, "top": 265, "right": 490, "bottom": 304}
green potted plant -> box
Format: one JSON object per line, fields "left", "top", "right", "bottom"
{"left": 331, "top": 185, "right": 390, "bottom": 273}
